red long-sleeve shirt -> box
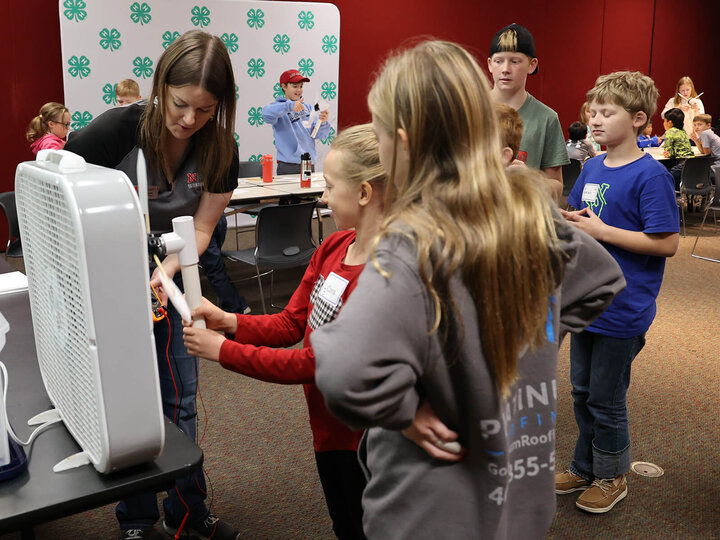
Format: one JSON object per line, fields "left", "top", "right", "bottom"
{"left": 218, "top": 230, "right": 364, "bottom": 452}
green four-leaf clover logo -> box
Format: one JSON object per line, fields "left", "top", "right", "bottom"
{"left": 63, "top": 0, "right": 87, "bottom": 22}
{"left": 249, "top": 154, "right": 263, "bottom": 162}
{"left": 130, "top": 2, "right": 152, "bottom": 25}
{"left": 132, "top": 56, "right": 154, "bottom": 79}
{"left": 273, "top": 83, "right": 284, "bottom": 99}
{"left": 102, "top": 83, "right": 118, "bottom": 105}
{"left": 273, "top": 34, "right": 290, "bottom": 55}
{"left": 162, "top": 31, "right": 180, "bottom": 49}
{"left": 246, "top": 8, "right": 265, "bottom": 29}
{"left": 247, "top": 58, "right": 265, "bottom": 79}
{"left": 247, "top": 107, "right": 264, "bottom": 126}
{"left": 298, "top": 58, "right": 314, "bottom": 77}
{"left": 322, "top": 35, "right": 338, "bottom": 54}
{"left": 321, "top": 82, "right": 337, "bottom": 100}
{"left": 68, "top": 55, "right": 91, "bottom": 79}
{"left": 321, "top": 126, "right": 336, "bottom": 145}
{"left": 298, "top": 11, "right": 314, "bottom": 30}
{"left": 221, "top": 33, "right": 239, "bottom": 54}
{"left": 71, "top": 111, "right": 93, "bottom": 130}
{"left": 191, "top": 6, "right": 211, "bottom": 27}
{"left": 235, "top": 84, "right": 240, "bottom": 100}
{"left": 233, "top": 132, "right": 240, "bottom": 146}
{"left": 99, "top": 28, "right": 121, "bottom": 51}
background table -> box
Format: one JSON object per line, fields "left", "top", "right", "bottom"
{"left": 643, "top": 146, "right": 703, "bottom": 161}
{"left": 231, "top": 173, "right": 325, "bottom": 205}
{"left": 0, "top": 265, "right": 203, "bottom": 536}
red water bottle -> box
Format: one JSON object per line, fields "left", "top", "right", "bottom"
{"left": 262, "top": 154, "right": 273, "bottom": 183}
{"left": 300, "top": 152, "right": 312, "bottom": 188}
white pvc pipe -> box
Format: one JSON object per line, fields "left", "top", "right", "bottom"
{"left": 171, "top": 216, "right": 206, "bottom": 330}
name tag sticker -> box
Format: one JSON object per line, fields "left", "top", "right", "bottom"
{"left": 318, "top": 272, "right": 349, "bottom": 307}
{"left": 581, "top": 183, "right": 600, "bottom": 204}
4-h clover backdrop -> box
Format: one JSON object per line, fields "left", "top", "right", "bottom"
{"left": 59, "top": 0, "right": 340, "bottom": 170}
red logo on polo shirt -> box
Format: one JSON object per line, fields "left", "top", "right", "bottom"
{"left": 187, "top": 172, "right": 198, "bottom": 184}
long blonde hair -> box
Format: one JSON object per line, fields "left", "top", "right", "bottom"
{"left": 673, "top": 76, "right": 697, "bottom": 107}
{"left": 140, "top": 30, "right": 236, "bottom": 191}
{"left": 368, "top": 40, "right": 563, "bottom": 396}
{"left": 26, "top": 102, "right": 68, "bottom": 142}
{"left": 330, "top": 124, "right": 386, "bottom": 189}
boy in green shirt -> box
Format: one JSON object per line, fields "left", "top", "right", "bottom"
{"left": 662, "top": 107, "right": 694, "bottom": 189}
{"left": 488, "top": 23, "right": 569, "bottom": 200}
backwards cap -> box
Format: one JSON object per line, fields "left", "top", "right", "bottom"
{"left": 489, "top": 23, "right": 539, "bottom": 75}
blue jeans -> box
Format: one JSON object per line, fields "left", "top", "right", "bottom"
{"left": 199, "top": 214, "right": 248, "bottom": 313}
{"left": 569, "top": 330, "right": 645, "bottom": 480}
{"left": 116, "top": 279, "right": 208, "bottom": 529}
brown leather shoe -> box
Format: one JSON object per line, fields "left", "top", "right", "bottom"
{"left": 555, "top": 469, "right": 591, "bottom": 494}
{"left": 575, "top": 474, "right": 627, "bottom": 513}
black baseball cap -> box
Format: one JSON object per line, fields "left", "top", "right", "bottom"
{"left": 489, "top": 23, "right": 539, "bottom": 75}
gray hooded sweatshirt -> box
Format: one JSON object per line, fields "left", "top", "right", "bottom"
{"left": 312, "top": 216, "right": 625, "bottom": 540}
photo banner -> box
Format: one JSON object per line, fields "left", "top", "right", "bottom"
{"left": 59, "top": 0, "right": 340, "bottom": 169}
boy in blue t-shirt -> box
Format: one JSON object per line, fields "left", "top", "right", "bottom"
{"left": 557, "top": 71, "right": 679, "bottom": 514}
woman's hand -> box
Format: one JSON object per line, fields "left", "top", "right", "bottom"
{"left": 402, "top": 402, "right": 464, "bottom": 462}
{"left": 182, "top": 326, "right": 225, "bottom": 361}
{"left": 190, "top": 297, "right": 237, "bottom": 334}
{"left": 150, "top": 268, "right": 169, "bottom": 306}
{"left": 150, "top": 255, "right": 182, "bottom": 307}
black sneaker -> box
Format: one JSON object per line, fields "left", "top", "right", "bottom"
{"left": 121, "top": 530, "right": 152, "bottom": 540}
{"left": 163, "top": 512, "right": 239, "bottom": 540}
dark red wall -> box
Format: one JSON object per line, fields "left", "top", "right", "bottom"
{"left": 318, "top": 0, "right": 720, "bottom": 136}
{"left": 2, "top": 0, "right": 719, "bottom": 244}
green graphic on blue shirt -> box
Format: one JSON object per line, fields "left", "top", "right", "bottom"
{"left": 587, "top": 183, "right": 610, "bottom": 217}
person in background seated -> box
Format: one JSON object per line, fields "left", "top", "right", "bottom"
{"left": 690, "top": 113, "right": 720, "bottom": 182}
{"left": 637, "top": 121, "right": 661, "bottom": 148}
{"left": 115, "top": 78, "right": 142, "bottom": 106}
{"left": 312, "top": 40, "right": 624, "bottom": 540}
{"left": 661, "top": 76, "right": 704, "bottom": 135}
{"left": 183, "top": 124, "right": 386, "bottom": 540}
{"left": 26, "top": 102, "right": 70, "bottom": 155}
{"left": 488, "top": 23, "right": 568, "bottom": 201}
{"left": 580, "top": 101, "right": 601, "bottom": 151}
{"left": 662, "top": 107, "right": 694, "bottom": 189}
{"left": 566, "top": 121, "right": 597, "bottom": 164}
{"left": 262, "top": 69, "right": 330, "bottom": 174}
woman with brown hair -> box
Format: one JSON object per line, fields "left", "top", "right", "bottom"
{"left": 65, "top": 30, "right": 239, "bottom": 540}
{"left": 312, "top": 40, "right": 625, "bottom": 539}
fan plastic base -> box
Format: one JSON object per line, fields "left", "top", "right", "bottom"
{"left": 53, "top": 451, "right": 91, "bottom": 473}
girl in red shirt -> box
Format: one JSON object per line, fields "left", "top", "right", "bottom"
{"left": 183, "top": 124, "right": 385, "bottom": 539}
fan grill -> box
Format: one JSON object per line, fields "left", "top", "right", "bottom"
{"left": 16, "top": 172, "right": 102, "bottom": 463}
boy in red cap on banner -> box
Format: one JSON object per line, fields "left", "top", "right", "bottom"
{"left": 263, "top": 69, "right": 330, "bottom": 174}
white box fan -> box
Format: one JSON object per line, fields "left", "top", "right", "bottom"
{"left": 14, "top": 149, "right": 164, "bottom": 473}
